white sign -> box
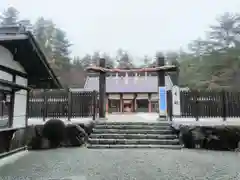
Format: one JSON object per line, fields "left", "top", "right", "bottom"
{"left": 172, "top": 85, "right": 181, "bottom": 116}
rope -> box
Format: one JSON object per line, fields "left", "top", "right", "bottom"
{"left": 85, "top": 65, "right": 177, "bottom": 72}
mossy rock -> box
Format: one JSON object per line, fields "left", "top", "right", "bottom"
{"left": 78, "top": 120, "right": 95, "bottom": 136}
{"left": 42, "top": 119, "right": 66, "bottom": 148}
{"left": 64, "top": 124, "right": 88, "bottom": 147}
{"left": 179, "top": 126, "right": 195, "bottom": 149}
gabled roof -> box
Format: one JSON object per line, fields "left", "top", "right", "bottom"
{"left": 84, "top": 75, "right": 173, "bottom": 93}
{"left": 0, "top": 26, "right": 62, "bottom": 89}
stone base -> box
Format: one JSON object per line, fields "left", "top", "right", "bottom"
{"left": 97, "top": 117, "right": 108, "bottom": 121}
{"left": 157, "top": 116, "right": 167, "bottom": 121}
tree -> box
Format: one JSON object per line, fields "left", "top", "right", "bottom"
{"left": 165, "top": 51, "right": 179, "bottom": 64}
{"left": 0, "top": 7, "right": 19, "bottom": 25}
{"left": 79, "top": 54, "right": 92, "bottom": 69}
{"left": 72, "top": 56, "right": 83, "bottom": 69}
{"left": 52, "top": 28, "right": 72, "bottom": 70}
{"left": 116, "top": 49, "right": 134, "bottom": 68}
{"left": 91, "top": 51, "right": 100, "bottom": 66}
{"left": 33, "top": 17, "right": 56, "bottom": 60}
{"left": 139, "top": 55, "right": 151, "bottom": 67}
{"left": 208, "top": 12, "right": 240, "bottom": 49}
{"left": 103, "top": 53, "right": 115, "bottom": 68}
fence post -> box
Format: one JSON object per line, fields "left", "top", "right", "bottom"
{"left": 92, "top": 90, "right": 97, "bottom": 120}
{"left": 194, "top": 91, "right": 199, "bottom": 121}
{"left": 167, "top": 90, "right": 173, "bottom": 121}
{"left": 222, "top": 90, "right": 226, "bottom": 121}
{"left": 67, "top": 90, "right": 72, "bottom": 121}
{"left": 43, "top": 90, "right": 48, "bottom": 122}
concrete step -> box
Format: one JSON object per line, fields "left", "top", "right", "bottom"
{"left": 90, "top": 133, "right": 177, "bottom": 139}
{"left": 96, "top": 121, "right": 170, "bottom": 126}
{"left": 94, "top": 124, "right": 171, "bottom": 130}
{"left": 88, "top": 138, "right": 179, "bottom": 145}
{"left": 93, "top": 129, "right": 173, "bottom": 134}
{"left": 87, "top": 144, "right": 182, "bottom": 149}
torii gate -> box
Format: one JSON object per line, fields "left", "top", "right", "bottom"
{"left": 86, "top": 54, "right": 178, "bottom": 120}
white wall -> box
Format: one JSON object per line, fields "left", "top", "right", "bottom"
{"left": 0, "top": 45, "right": 28, "bottom": 129}
{"left": 13, "top": 76, "right": 28, "bottom": 129}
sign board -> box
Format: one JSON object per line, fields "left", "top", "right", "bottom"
{"left": 172, "top": 85, "right": 181, "bottom": 116}
{"left": 159, "top": 86, "right": 167, "bottom": 116}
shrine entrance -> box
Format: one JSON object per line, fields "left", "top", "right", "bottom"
{"left": 123, "top": 100, "right": 133, "bottom": 112}
{"left": 86, "top": 54, "right": 178, "bottom": 120}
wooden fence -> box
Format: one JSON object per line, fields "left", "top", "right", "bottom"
{"left": 28, "top": 89, "right": 98, "bottom": 120}
{"left": 167, "top": 90, "right": 240, "bottom": 121}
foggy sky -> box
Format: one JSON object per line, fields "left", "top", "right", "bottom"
{"left": 1, "top": 0, "right": 240, "bottom": 62}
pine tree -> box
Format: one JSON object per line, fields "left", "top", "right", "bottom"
{"left": 0, "top": 7, "right": 19, "bottom": 25}
{"left": 33, "top": 17, "right": 56, "bottom": 60}
{"left": 52, "top": 28, "right": 71, "bottom": 69}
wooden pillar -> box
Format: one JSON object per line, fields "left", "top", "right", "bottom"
{"left": 99, "top": 58, "right": 106, "bottom": 119}
{"left": 120, "top": 93, "right": 123, "bottom": 112}
{"left": 67, "top": 90, "right": 72, "bottom": 121}
{"left": 148, "top": 93, "right": 151, "bottom": 113}
{"left": 132, "top": 93, "right": 136, "bottom": 112}
{"left": 134, "top": 96, "right": 137, "bottom": 112}
{"left": 106, "top": 94, "right": 109, "bottom": 113}
{"left": 157, "top": 55, "right": 167, "bottom": 119}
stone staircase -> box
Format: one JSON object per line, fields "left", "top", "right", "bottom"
{"left": 87, "top": 121, "right": 181, "bottom": 149}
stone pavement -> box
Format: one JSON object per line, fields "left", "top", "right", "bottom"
{"left": 1, "top": 148, "right": 240, "bottom": 180}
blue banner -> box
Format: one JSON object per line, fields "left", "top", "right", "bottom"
{"left": 159, "top": 86, "right": 167, "bottom": 112}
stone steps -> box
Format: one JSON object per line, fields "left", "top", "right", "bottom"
{"left": 96, "top": 121, "right": 170, "bottom": 126}
{"left": 88, "top": 138, "right": 179, "bottom": 145}
{"left": 87, "top": 121, "right": 180, "bottom": 149}
{"left": 90, "top": 134, "right": 177, "bottom": 139}
{"left": 94, "top": 124, "right": 170, "bottom": 130}
{"left": 93, "top": 129, "right": 172, "bottom": 134}
{"left": 87, "top": 144, "right": 182, "bottom": 149}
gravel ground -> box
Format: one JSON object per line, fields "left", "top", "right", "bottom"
{"left": 0, "top": 148, "right": 240, "bottom": 180}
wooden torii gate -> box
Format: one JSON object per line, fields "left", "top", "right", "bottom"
{"left": 86, "top": 54, "right": 178, "bottom": 120}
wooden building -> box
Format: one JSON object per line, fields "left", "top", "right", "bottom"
{"left": 0, "top": 26, "right": 61, "bottom": 131}
{"left": 80, "top": 72, "right": 176, "bottom": 113}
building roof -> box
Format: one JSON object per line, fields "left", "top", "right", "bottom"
{"left": 0, "top": 26, "right": 62, "bottom": 89}
{"left": 84, "top": 75, "right": 173, "bottom": 93}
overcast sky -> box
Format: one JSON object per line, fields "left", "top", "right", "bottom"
{"left": 1, "top": 0, "right": 240, "bottom": 61}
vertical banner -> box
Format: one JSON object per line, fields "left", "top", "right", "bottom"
{"left": 172, "top": 86, "right": 181, "bottom": 116}
{"left": 159, "top": 86, "right": 167, "bottom": 116}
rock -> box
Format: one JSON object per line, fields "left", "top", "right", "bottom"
{"left": 41, "top": 138, "right": 51, "bottom": 149}
{"left": 27, "top": 125, "right": 45, "bottom": 150}
{"left": 0, "top": 130, "right": 14, "bottom": 153}
{"left": 42, "top": 119, "right": 66, "bottom": 148}
{"left": 10, "top": 128, "right": 25, "bottom": 150}
{"left": 177, "top": 125, "right": 240, "bottom": 151}
{"left": 29, "top": 136, "right": 42, "bottom": 150}
{"left": 78, "top": 120, "right": 95, "bottom": 136}
{"left": 191, "top": 127, "right": 206, "bottom": 148}
{"left": 179, "top": 126, "right": 195, "bottom": 149}
{"left": 64, "top": 124, "right": 88, "bottom": 147}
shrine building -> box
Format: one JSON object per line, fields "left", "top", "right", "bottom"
{"left": 81, "top": 72, "right": 177, "bottom": 113}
